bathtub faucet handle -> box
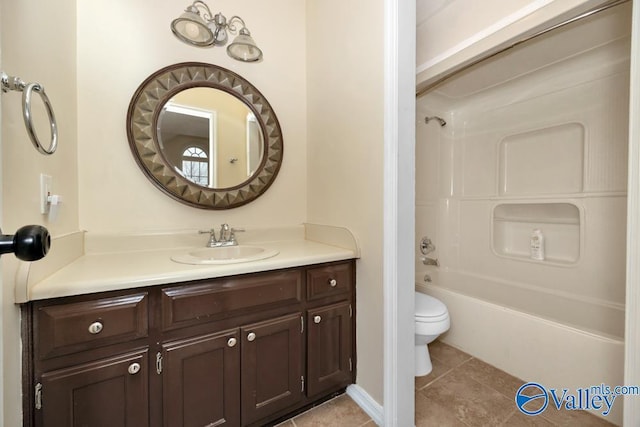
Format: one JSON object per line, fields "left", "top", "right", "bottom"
{"left": 420, "top": 237, "right": 436, "bottom": 255}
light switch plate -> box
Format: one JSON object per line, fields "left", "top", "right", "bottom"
{"left": 40, "top": 174, "right": 52, "bottom": 214}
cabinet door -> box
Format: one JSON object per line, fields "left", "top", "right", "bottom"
{"left": 162, "top": 329, "right": 240, "bottom": 427}
{"left": 37, "top": 349, "right": 148, "bottom": 427}
{"left": 307, "top": 302, "right": 352, "bottom": 397}
{"left": 241, "top": 313, "right": 303, "bottom": 425}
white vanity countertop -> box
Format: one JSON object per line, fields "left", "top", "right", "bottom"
{"left": 20, "top": 225, "right": 359, "bottom": 302}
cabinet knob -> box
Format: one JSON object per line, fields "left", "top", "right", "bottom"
{"left": 314, "top": 315, "right": 322, "bottom": 324}
{"left": 329, "top": 279, "right": 337, "bottom": 287}
{"left": 247, "top": 332, "right": 256, "bottom": 342}
{"left": 227, "top": 337, "right": 237, "bottom": 347}
{"left": 88, "top": 321, "right": 103, "bottom": 335}
{"left": 128, "top": 362, "right": 141, "bottom": 375}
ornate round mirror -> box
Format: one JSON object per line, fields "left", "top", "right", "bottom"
{"left": 126, "top": 62, "right": 283, "bottom": 209}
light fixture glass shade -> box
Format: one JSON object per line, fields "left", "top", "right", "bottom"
{"left": 171, "top": 11, "right": 214, "bottom": 46}
{"left": 227, "top": 31, "right": 263, "bottom": 62}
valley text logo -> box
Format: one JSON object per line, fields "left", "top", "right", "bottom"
{"left": 515, "top": 382, "right": 640, "bottom": 417}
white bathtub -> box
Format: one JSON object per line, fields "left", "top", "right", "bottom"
{"left": 416, "top": 267, "right": 625, "bottom": 425}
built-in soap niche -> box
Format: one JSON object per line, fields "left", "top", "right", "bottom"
{"left": 492, "top": 202, "right": 581, "bottom": 265}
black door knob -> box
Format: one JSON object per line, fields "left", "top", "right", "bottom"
{"left": 0, "top": 225, "right": 50, "bottom": 261}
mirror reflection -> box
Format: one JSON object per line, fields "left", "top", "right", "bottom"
{"left": 127, "top": 62, "right": 283, "bottom": 209}
{"left": 157, "top": 87, "right": 264, "bottom": 189}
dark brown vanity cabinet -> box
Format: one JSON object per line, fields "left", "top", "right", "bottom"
{"left": 161, "top": 329, "right": 241, "bottom": 427}
{"left": 306, "top": 302, "right": 353, "bottom": 398}
{"left": 38, "top": 349, "right": 149, "bottom": 427}
{"left": 23, "top": 260, "right": 355, "bottom": 427}
{"left": 160, "top": 314, "right": 304, "bottom": 427}
{"left": 29, "top": 292, "right": 150, "bottom": 427}
{"left": 241, "top": 313, "right": 304, "bottom": 425}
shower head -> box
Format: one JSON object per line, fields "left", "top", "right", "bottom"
{"left": 425, "top": 116, "right": 446, "bottom": 127}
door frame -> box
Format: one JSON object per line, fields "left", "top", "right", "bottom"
{"left": 0, "top": 30, "right": 5, "bottom": 424}
{"left": 383, "top": 0, "right": 416, "bottom": 425}
{"left": 624, "top": 0, "right": 640, "bottom": 424}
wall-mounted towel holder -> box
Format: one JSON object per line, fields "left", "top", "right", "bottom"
{"left": 1, "top": 71, "right": 58, "bottom": 155}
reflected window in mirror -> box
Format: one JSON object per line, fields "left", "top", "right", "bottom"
{"left": 182, "top": 147, "right": 209, "bottom": 186}
{"left": 158, "top": 101, "right": 217, "bottom": 187}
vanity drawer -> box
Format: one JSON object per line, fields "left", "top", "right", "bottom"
{"left": 306, "top": 262, "right": 353, "bottom": 301}
{"left": 161, "top": 270, "right": 302, "bottom": 331}
{"left": 35, "top": 293, "right": 149, "bottom": 359}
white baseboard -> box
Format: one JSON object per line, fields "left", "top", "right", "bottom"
{"left": 346, "top": 384, "right": 384, "bottom": 426}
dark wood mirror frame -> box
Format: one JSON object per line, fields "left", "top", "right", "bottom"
{"left": 126, "top": 62, "right": 283, "bottom": 209}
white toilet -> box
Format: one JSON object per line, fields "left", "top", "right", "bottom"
{"left": 415, "top": 291, "right": 450, "bottom": 376}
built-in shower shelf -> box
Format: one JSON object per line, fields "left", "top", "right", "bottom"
{"left": 493, "top": 216, "right": 579, "bottom": 225}
{"left": 492, "top": 202, "right": 581, "bottom": 265}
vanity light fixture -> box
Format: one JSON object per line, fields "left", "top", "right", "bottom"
{"left": 171, "top": 1, "right": 263, "bottom": 62}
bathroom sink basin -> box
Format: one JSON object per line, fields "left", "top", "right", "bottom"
{"left": 171, "top": 245, "right": 279, "bottom": 265}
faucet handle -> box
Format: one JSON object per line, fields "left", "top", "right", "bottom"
{"left": 199, "top": 229, "right": 216, "bottom": 239}
{"left": 229, "top": 227, "right": 245, "bottom": 243}
{"left": 420, "top": 237, "right": 436, "bottom": 255}
{"left": 199, "top": 229, "right": 218, "bottom": 247}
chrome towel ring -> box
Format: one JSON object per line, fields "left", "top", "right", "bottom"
{"left": 1, "top": 72, "right": 58, "bottom": 155}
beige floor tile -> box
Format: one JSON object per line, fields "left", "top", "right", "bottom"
{"left": 415, "top": 354, "right": 453, "bottom": 390}
{"left": 420, "top": 369, "right": 514, "bottom": 427}
{"left": 501, "top": 410, "right": 555, "bottom": 426}
{"left": 293, "top": 394, "right": 371, "bottom": 427}
{"left": 429, "top": 341, "right": 473, "bottom": 369}
{"left": 457, "top": 357, "right": 525, "bottom": 399}
{"left": 415, "top": 391, "right": 468, "bottom": 427}
{"left": 539, "top": 407, "right": 616, "bottom": 426}
{"left": 279, "top": 355, "right": 617, "bottom": 427}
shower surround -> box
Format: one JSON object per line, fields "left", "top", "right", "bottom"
{"left": 416, "top": 4, "right": 630, "bottom": 425}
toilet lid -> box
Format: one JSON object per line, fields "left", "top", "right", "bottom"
{"left": 415, "top": 292, "right": 448, "bottom": 319}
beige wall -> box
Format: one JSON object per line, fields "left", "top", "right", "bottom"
{"left": 1, "top": 0, "right": 79, "bottom": 424}
{"left": 306, "top": 0, "right": 385, "bottom": 405}
{"left": 77, "top": 0, "right": 307, "bottom": 232}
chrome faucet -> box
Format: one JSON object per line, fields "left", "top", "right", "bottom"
{"left": 218, "top": 223, "right": 230, "bottom": 242}
{"left": 199, "top": 228, "right": 218, "bottom": 247}
{"left": 199, "top": 223, "right": 245, "bottom": 247}
{"left": 419, "top": 236, "right": 439, "bottom": 267}
{"left": 421, "top": 256, "right": 440, "bottom": 267}
{"left": 420, "top": 237, "right": 436, "bottom": 255}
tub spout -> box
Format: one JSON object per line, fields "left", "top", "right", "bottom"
{"left": 421, "top": 256, "right": 439, "bottom": 267}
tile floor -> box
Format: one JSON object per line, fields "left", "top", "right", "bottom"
{"left": 278, "top": 341, "right": 615, "bottom": 427}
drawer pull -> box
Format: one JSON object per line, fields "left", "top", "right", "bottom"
{"left": 88, "top": 321, "right": 103, "bottom": 335}
{"left": 314, "top": 315, "right": 322, "bottom": 324}
{"left": 128, "top": 362, "right": 141, "bottom": 375}
{"left": 329, "top": 279, "right": 337, "bottom": 287}
{"left": 227, "top": 337, "right": 237, "bottom": 347}
{"left": 247, "top": 332, "right": 256, "bottom": 342}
